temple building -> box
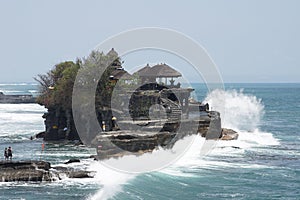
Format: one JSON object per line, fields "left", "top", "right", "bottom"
{"left": 135, "top": 63, "right": 182, "bottom": 88}
{"left": 131, "top": 63, "right": 194, "bottom": 116}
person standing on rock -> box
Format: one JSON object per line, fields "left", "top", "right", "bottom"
{"left": 7, "top": 147, "right": 12, "bottom": 160}
{"left": 4, "top": 148, "right": 8, "bottom": 160}
{"left": 111, "top": 116, "right": 120, "bottom": 131}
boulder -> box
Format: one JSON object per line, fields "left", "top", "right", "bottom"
{"left": 64, "top": 159, "right": 80, "bottom": 164}
{"left": 221, "top": 128, "right": 239, "bottom": 140}
{"left": 67, "top": 171, "right": 94, "bottom": 178}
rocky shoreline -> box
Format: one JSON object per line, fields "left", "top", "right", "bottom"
{"left": 0, "top": 160, "right": 94, "bottom": 182}
{"left": 1, "top": 127, "right": 238, "bottom": 182}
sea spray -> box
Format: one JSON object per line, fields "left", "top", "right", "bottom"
{"left": 88, "top": 89, "right": 279, "bottom": 198}
{"left": 204, "top": 89, "right": 264, "bottom": 131}
{"left": 161, "top": 89, "right": 279, "bottom": 177}
{"left": 87, "top": 132, "right": 219, "bottom": 199}
{"left": 88, "top": 161, "right": 135, "bottom": 200}
{"left": 86, "top": 134, "right": 206, "bottom": 199}
{"left": 161, "top": 135, "right": 208, "bottom": 176}
{"left": 0, "top": 104, "right": 46, "bottom": 140}
{"left": 203, "top": 89, "right": 279, "bottom": 149}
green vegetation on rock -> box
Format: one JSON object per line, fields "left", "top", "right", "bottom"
{"left": 35, "top": 50, "right": 122, "bottom": 141}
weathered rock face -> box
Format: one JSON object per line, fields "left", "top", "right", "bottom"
{"left": 92, "top": 111, "right": 221, "bottom": 160}
{"left": 0, "top": 161, "right": 52, "bottom": 182}
{"left": 0, "top": 160, "right": 94, "bottom": 182}
{"left": 0, "top": 161, "right": 94, "bottom": 182}
{"left": 43, "top": 107, "right": 80, "bottom": 141}
{"left": 51, "top": 166, "right": 94, "bottom": 179}
{"left": 93, "top": 131, "right": 176, "bottom": 159}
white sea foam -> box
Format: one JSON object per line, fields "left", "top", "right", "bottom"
{"left": 87, "top": 135, "right": 209, "bottom": 199}
{"left": 161, "top": 89, "right": 279, "bottom": 177}
{"left": 0, "top": 103, "right": 45, "bottom": 110}
{"left": 161, "top": 131, "right": 278, "bottom": 178}
{"left": 0, "top": 90, "right": 25, "bottom": 93}
{"left": 88, "top": 89, "right": 280, "bottom": 198}
{"left": 0, "top": 104, "right": 46, "bottom": 137}
{"left": 87, "top": 161, "right": 135, "bottom": 200}
{"left": 203, "top": 89, "right": 279, "bottom": 147}
{"left": 28, "top": 90, "right": 38, "bottom": 93}
{"left": 86, "top": 133, "right": 207, "bottom": 199}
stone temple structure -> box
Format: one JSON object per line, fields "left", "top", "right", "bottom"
{"left": 38, "top": 48, "right": 237, "bottom": 160}
{"left": 133, "top": 63, "right": 193, "bottom": 115}
{"left": 92, "top": 61, "right": 226, "bottom": 159}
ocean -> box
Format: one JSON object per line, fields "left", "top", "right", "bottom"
{"left": 0, "top": 83, "right": 299, "bottom": 200}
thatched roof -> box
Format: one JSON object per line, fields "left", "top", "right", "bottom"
{"left": 111, "top": 69, "right": 133, "bottom": 80}
{"left": 134, "top": 64, "right": 151, "bottom": 76}
{"left": 107, "top": 48, "right": 118, "bottom": 58}
{"left": 137, "top": 63, "right": 181, "bottom": 78}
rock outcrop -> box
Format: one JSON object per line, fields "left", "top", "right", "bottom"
{"left": 42, "top": 107, "right": 80, "bottom": 141}
{"left": 0, "top": 161, "right": 52, "bottom": 182}
{"left": 92, "top": 110, "right": 223, "bottom": 160}
{"left": 0, "top": 160, "right": 94, "bottom": 182}
{"left": 64, "top": 159, "right": 80, "bottom": 164}
{"left": 51, "top": 166, "right": 94, "bottom": 179}
{"left": 93, "top": 131, "right": 176, "bottom": 159}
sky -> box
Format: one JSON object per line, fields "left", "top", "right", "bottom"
{"left": 0, "top": 0, "right": 299, "bottom": 83}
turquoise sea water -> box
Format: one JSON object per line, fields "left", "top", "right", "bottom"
{"left": 0, "top": 83, "right": 299, "bottom": 200}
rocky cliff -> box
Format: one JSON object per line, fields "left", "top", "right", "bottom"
{"left": 42, "top": 107, "right": 80, "bottom": 141}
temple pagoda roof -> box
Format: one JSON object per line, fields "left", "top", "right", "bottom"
{"left": 137, "top": 63, "right": 182, "bottom": 78}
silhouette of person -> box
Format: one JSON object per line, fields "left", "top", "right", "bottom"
{"left": 4, "top": 148, "right": 8, "bottom": 160}
{"left": 7, "top": 147, "right": 12, "bottom": 160}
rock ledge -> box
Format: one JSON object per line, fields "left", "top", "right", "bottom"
{"left": 0, "top": 160, "right": 94, "bottom": 182}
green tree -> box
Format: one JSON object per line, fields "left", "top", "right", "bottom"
{"left": 75, "top": 50, "right": 121, "bottom": 110}
{"left": 36, "top": 50, "right": 123, "bottom": 141}
{"left": 35, "top": 61, "right": 80, "bottom": 109}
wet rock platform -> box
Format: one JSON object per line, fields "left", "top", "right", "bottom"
{"left": 0, "top": 160, "right": 94, "bottom": 182}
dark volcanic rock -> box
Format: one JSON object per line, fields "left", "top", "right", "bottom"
{"left": 92, "top": 111, "right": 223, "bottom": 160}
{"left": 0, "top": 160, "right": 94, "bottom": 182}
{"left": 42, "top": 107, "right": 80, "bottom": 141}
{"left": 67, "top": 171, "right": 94, "bottom": 178}
{"left": 51, "top": 166, "right": 94, "bottom": 179}
{"left": 64, "top": 159, "right": 80, "bottom": 164}
{"left": 36, "top": 131, "right": 45, "bottom": 138}
{"left": 0, "top": 161, "right": 52, "bottom": 182}
{"left": 0, "top": 160, "right": 50, "bottom": 170}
